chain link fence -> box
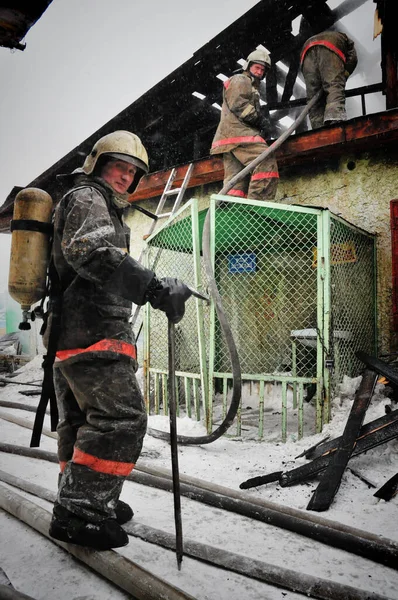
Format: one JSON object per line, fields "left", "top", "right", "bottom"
{"left": 328, "top": 216, "right": 376, "bottom": 398}
{"left": 142, "top": 195, "right": 376, "bottom": 441}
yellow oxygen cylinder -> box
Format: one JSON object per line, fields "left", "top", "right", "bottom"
{"left": 8, "top": 187, "right": 53, "bottom": 330}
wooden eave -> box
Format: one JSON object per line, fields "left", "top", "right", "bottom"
{"left": 0, "top": 109, "right": 396, "bottom": 232}
{"left": 129, "top": 108, "right": 398, "bottom": 202}
{"left": 0, "top": 1, "right": 53, "bottom": 51}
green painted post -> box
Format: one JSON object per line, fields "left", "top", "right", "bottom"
{"left": 191, "top": 198, "right": 209, "bottom": 430}
{"left": 193, "top": 379, "right": 200, "bottom": 421}
{"left": 315, "top": 211, "right": 325, "bottom": 433}
{"left": 298, "top": 382, "right": 304, "bottom": 440}
{"left": 207, "top": 197, "right": 217, "bottom": 433}
{"left": 322, "top": 210, "right": 331, "bottom": 425}
{"left": 258, "top": 379, "right": 265, "bottom": 440}
{"left": 154, "top": 373, "right": 160, "bottom": 415}
{"left": 292, "top": 339, "right": 297, "bottom": 409}
{"left": 282, "top": 381, "right": 288, "bottom": 442}
{"left": 184, "top": 377, "right": 191, "bottom": 418}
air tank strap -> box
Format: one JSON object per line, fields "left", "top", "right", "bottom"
{"left": 10, "top": 219, "right": 53, "bottom": 235}
{"left": 30, "top": 259, "right": 61, "bottom": 448}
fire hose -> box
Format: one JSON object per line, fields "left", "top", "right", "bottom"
{"left": 148, "top": 90, "right": 323, "bottom": 446}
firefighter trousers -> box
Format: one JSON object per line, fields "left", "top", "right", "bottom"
{"left": 54, "top": 354, "right": 147, "bottom": 523}
{"left": 302, "top": 46, "right": 347, "bottom": 129}
{"left": 222, "top": 143, "right": 279, "bottom": 201}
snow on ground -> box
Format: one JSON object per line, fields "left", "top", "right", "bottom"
{"left": 0, "top": 356, "right": 397, "bottom": 599}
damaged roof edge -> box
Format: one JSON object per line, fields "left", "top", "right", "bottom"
{"left": 0, "top": 1, "right": 54, "bottom": 51}
{"left": 1, "top": 107, "right": 397, "bottom": 233}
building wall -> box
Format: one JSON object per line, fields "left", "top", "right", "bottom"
{"left": 275, "top": 147, "right": 397, "bottom": 354}
{"left": 126, "top": 147, "right": 397, "bottom": 354}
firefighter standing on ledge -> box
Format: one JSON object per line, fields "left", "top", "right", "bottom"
{"left": 210, "top": 48, "right": 279, "bottom": 201}
{"left": 301, "top": 30, "right": 358, "bottom": 129}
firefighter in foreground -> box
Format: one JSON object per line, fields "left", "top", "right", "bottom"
{"left": 300, "top": 29, "right": 358, "bottom": 129}
{"left": 48, "top": 130, "right": 191, "bottom": 550}
{"left": 210, "top": 48, "right": 279, "bottom": 201}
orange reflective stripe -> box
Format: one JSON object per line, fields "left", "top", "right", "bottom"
{"left": 227, "top": 189, "right": 247, "bottom": 198}
{"left": 224, "top": 79, "right": 231, "bottom": 90}
{"left": 73, "top": 447, "right": 135, "bottom": 476}
{"left": 59, "top": 461, "right": 67, "bottom": 473}
{"left": 301, "top": 40, "right": 346, "bottom": 64}
{"left": 55, "top": 339, "right": 137, "bottom": 363}
{"left": 251, "top": 171, "right": 280, "bottom": 180}
{"left": 211, "top": 135, "right": 266, "bottom": 148}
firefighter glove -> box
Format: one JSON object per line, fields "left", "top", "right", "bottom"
{"left": 258, "top": 114, "right": 271, "bottom": 139}
{"left": 146, "top": 277, "right": 192, "bottom": 323}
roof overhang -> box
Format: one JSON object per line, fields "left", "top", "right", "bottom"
{"left": 0, "top": 1, "right": 53, "bottom": 51}
{"left": 1, "top": 108, "right": 397, "bottom": 233}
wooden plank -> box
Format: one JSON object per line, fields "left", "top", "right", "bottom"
{"left": 306, "top": 369, "right": 377, "bottom": 512}
{"left": 130, "top": 157, "right": 224, "bottom": 202}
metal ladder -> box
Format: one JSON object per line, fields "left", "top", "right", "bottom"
{"left": 135, "top": 163, "right": 194, "bottom": 264}
{"left": 131, "top": 163, "right": 194, "bottom": 331}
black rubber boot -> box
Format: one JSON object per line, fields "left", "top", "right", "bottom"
{"left": 115, "top": 500, "right": 134, "bottom": 525}
{"left": 49, "top": 505, "right": 129, "bottom": 550}
{"left": 58, "top": 473, "right": 133, "bottom": 524}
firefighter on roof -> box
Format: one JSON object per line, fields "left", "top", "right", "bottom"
{"left": 210, "top": 48, "right": 279, "bottom": 201}
{"left": 301, "top": 30, "right": 358, "bottom": 129}
{"left": 48, "top": 130, "right": 191, "bottom": 550}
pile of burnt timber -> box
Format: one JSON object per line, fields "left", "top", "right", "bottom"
{"left": 240, "top": 352, "right": 398, "bottom": 509}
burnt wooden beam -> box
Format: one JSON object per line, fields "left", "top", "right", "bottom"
{"left": 379, "top": 0, "right": 398, "bottom": 109}
{"left": 266, "top": 64, "right": 278, "bottom": 105}
{"left": 282, "top": 53, "right": 301, "bottom": 102}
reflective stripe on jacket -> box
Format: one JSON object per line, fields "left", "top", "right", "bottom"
{"left": 300, "top": 31, "right": 357, "bottom": 76}
{"left": 211, "top": 71, "right": 265, "bottom": 154}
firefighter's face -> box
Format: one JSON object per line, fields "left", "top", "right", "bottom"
{"left": 249, "top": 62, "right": 266, "bottom": 79}
{"left": 101, "top": 159, "right": 137, "bottom": 194}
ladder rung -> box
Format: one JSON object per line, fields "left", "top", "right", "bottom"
{"left": 164, "top": 188, "right": 181, "bottom": 196}
{"left": 157, "top": 212, "right": 172, "bottom": 219}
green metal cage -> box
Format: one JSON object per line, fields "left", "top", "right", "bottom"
{"left": 140, "top": 195, "right": 376, "bottom": 442}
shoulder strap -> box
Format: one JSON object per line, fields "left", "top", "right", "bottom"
{"left": 30, "top": 257, "right": 62, "bottom": 447}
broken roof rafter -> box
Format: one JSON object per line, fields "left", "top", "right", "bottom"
{"left": 0, "top": 0, "right": 386, "bottom": 217}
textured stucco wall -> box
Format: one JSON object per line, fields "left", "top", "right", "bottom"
{"left": 126, "top": 147, "right": 398, "bottom": 353}
{"left": 275, "top": 147, "right": 398, "bottom": 354}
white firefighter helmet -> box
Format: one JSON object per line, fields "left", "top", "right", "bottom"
{"left": 245, "top": 48, "right": 271, "bottom": 72}
{"left": 82, "top": 130, "right": 149, "bottom": 193}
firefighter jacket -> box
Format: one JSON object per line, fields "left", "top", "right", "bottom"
{"left": 211, "top": 71, "right": 266, "bottom": 155}
{"left": 51, "top": 173, "right": 155, "bottom": 354}
{"left": 300, "top": 31, "right": 357, "bottom": 76}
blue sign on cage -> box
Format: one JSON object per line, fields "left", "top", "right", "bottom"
{"left": 228, "top": 253, "right": 256, "bottom": 273}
